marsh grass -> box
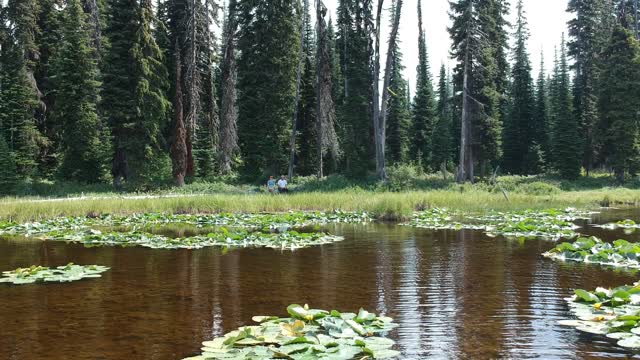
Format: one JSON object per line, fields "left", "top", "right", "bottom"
{"left": 1, "top": 187, "right": 639, "bottom": 222}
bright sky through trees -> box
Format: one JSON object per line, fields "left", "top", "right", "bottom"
{"left": 325, "top": 0, "right": 572, "bottom": 87}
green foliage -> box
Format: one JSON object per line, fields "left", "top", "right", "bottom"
{"left": 183, "top": 304, "right": 399, "bottom": 360}
{"left": 0, "top": 263, "right": 109, "bottom": 285}
{"left": 544, "top": 236, "right": 640, "bottom": 269}
{"left": 551, "top": 36, "right": 583, "bottom": 179}
{"left": 431, "top": 65, "right": 454, "bottom": 170}
{"left": 598, "top": 26, "right": 640, "bottom": 182}
{"left": 386, "top": 30, "right": 411, "bottom": 165}
{"left": 336, "top": 0, "right": 374, "bottom": 178}
{"left": 52, "top": 0, "right": 106, "bottom": 183}
{"left": 410, "top": 1, "right": 437, "bottom": 168}
{"left": 237, "top": 1, "right": 300, "bottom": 180}
{"left": 503, "top": 1, "right": 538, "bottom": 175}
{"left": 0, "top": 136, "right": 18, "bottom": 194}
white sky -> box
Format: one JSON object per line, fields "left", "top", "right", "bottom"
{"left": 323, "top": 0, "right": 573, "bottom": 90}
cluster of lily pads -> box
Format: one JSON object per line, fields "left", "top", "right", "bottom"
{"left": 0, "top": 263, "right": 109, "bottom": 285}
{"left": 543, "top": 237, "right": 640, "bottom": 269}
{"left": 559, "top": 284, "right": 640, "bottom": 349}
{"left": 184, "top": 304, "right": 400, "bottom": 360}
{"left": 49, "top": 229, "right": 344, "bottom": 250}
{"left": 0, "top": 211, "right": 373, "bottom": 250}
{"left": 404, "top": 208, "right": 590, "bottom": 240}
{"left": 596, "top": 219, "right": 640, "bottom": 234}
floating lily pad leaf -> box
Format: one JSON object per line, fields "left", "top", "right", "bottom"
{"left": 183, "top": 305, "right": 400, "bottom": 360}
{"left": 618, "top": 336, "right": 640, "bottom": 349}
{"left": 544, "top": 236, "right": 640, "bottom": 270}
{"left": 0, "top": 263, "right": 109, "bottom": 285}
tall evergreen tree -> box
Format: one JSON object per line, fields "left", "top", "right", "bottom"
{"left": 0, "top": 0, "right": 44, "bottom": 178}
{"left": 336, "top": 0, "right": 374, "bottom": 177}
{"left": 386, "top": 6, "right": 410, "bottom": 165}
{"left": 102, "top": 0, "right": 170, "bottom": 186}
{"left": 218, "top": 0, "right": 239, "bottom": 174}
{"left": 568, "top": 0, "right": 603, "bottom": 175}
{"left": 411, "top": 0, "right": 437, "bottom": 168}
{"left": 0, "top": 136, "right": 18, "bottom": 194}
{"left": 552, "top": 35, "right": 582, "bottom": 179}
{"left": 237, "top": 0, "right": 301, "bottom": 179}
{"left": 52, "top": 0, "right": 104, "bottom": 182}
{"left": 534, "top": 53, "right": 551, "bottom": 166}
{"left": 502, "top": 0, "right": 537, "bottom": 174}
{"left": 598, "top": 24, "right": 640, "bottom": 181}
{"left": 431, "top": 64, "right": 454, "bottom": 169}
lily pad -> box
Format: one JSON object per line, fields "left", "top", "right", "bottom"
{"left": 0, "top": 263, "right": 109, "bottom": 285}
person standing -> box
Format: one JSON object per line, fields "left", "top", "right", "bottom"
{"left": 277, "top": 175, "right": 288, "bottom": 194}
{"left": 267, "top": 176, "right": 276, "bottom": 193}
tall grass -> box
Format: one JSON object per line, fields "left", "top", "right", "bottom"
{"left": 1, "top": 187, "right": 639, "bottom": 222}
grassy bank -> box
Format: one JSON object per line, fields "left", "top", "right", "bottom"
{"left": 1, "top": 186, "right": 639, "bottom": 223}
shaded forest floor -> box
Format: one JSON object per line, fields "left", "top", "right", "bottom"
{"left": 2, "top": 172, "right": 640, "bottom": 222}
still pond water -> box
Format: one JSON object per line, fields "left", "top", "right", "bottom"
{"left": 3, "top": 210, "right": 640, "bottom": 359}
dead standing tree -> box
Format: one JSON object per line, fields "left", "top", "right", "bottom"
{"left": 219, "top": 0, "right": 239, "bottom": 174}
{"left": 372, "top": 0, "right": 403, "bottom": 181}
{"left": 315, "top": 0, "right": 339, "bottom": 178}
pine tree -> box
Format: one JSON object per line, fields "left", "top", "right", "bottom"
{"left": 336, "top": 0, "right": 374, "bottom": 178}
{"left": 534, "top": 53, "right": 551, "bottom": 167}
{"left": 502, "top": 0, "right": 537, "bottom": 174}
{"left": 431, "top": 64, "right": 453, "bottom": 169}
{"left": 568, "top": 0, "right": 603, "bottom": 175}
{"left": 411, "top": 0, "right": 437, "bottom": 168}
{"left": 218, "top": 0, "right": 239, "bottom": 175}
{"left": 0, "top": 136, "right": 17, "bottom": 194}
{"left": 552, "top": 35, "right": 582, "bottom": 179}
{"left": 598, "top": 25, "right": 640, "bottom": 182}
{"left": 237, "top": 0, "right": 301, "bottom": 179}
{"left": 103, "top": 0, "right": 170, "bottom": 187}
{"left": 1, "top": 0, "right": 45, "bottom": 178}
{"left": 52, "top": 0, "right": 104, "bottom": 183}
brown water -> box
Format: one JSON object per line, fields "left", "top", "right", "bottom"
{"left": 3, "top": 210, "right": 640, "bottom": 360}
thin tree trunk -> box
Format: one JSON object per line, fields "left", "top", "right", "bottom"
{"left": 82, "top": 0, "right": 102, "bottom": 60}
{"left": 219, "top": 0, "right": 239, "bottom": 174}
{"left": 288, "top": 0, "right": 308, "bottom": 180}
{"left": 171, "top": 43, "right": 188, "bottom": 187}
{"left": 377, "top": 0, "right": 403, "bottom": 181}
{"left": 372, "top": 0, "right": 384, "bottom": 180}
{"left": 457, "top": 1, "right": 474, "bottom": 183}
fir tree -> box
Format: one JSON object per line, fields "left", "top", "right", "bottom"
{"left": 336, "top": 0, "right": 374, "bottom": 178}
{"left": 598, "top": 25, "right": 640, "bottom": 182}
{"left": 431, "top": 64, "right": 454, "bottom": 169}
{"left": 237, "top": 0, "right": 301, "bottom": 179}
{"left": 534, "top": 53, "right": 551, "bottom": 166}
{"left": 502, "top": 0, "right": 537, "bottom": 174}
{"left": 52, "top": 0, "right": 104, "bottom": 182}
{"left": 386, "top": 8, "right": 410, "bottom": 165}
{"left": 568, "top": 0, "right": 603, "bottom": 175}
{"left": 411, "top": 0, "right": 437, "bottom": 168}
{"left": 552, "top": 35, "right": 582, "bottom": 179}
{"left": 102, "top": 0, "right": 170, "bottom": 187}
{"left": 0, "top": 136, "right": 17, "bottom": 194}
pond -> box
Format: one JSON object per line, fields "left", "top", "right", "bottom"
{"left": 2, "top": 209, "right": 640, "bottom": 359}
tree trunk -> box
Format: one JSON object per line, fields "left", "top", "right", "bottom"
{"left": 376, "top": 0, "right": 403, "bottom": 181}
{"left": 82, "top": 0, "right": 102, "bottom": 60}
{"left": 219, "top": 0, "right": 239, "bottom": 174}
{"left": 457, "top": 1, "right": 474, "bottom": 183}
{"left": 171, "top": 44, "right": 188, "bottom": 187}
{"left": 288, "top": 0, "right": 308, "bottom": 180}
{"left": 372, "top": 0, "right": 384, "bottom": 180}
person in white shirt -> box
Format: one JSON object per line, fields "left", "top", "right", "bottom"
{"left": 277, "top": 175, "right": 288, "bottom": 194}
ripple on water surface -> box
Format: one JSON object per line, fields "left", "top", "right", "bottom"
{"left": 2, "top": 210, "right": 640, "bottom": 359}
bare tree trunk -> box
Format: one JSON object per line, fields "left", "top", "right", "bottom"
{"left": 371, "top": 0, "right": 383, "bottom": 180}
{"left": 171, "top": 45, "right": 188, "bottom": 187}
{"left": 219, "top": 0, "right": 239, "bottom": 174}
{"left": 184, "top": 0, "right": 201, "bottom": 178}
{"left": 456, "top": 1, "right": 474, "bottom": 183}
{"left": 288, "top": 0, "right": 308, "bottom": 180}
{"left": 316, "top": 0, "right": 339, "bottom": 178}
{"left": 376, "top": 0, "right": 403, "bottom": 181}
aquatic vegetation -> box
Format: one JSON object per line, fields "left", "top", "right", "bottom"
{"left": 543, "top": 237, "right": 640, "bottom": 269}
{"left": 404, "top": 207, "right": 588, "bottom": 240}
{"left": 48, "top": 229, "right": 344, "bottom": 250}
{"left": 0, "top": 263, "right": 109, "bottom": 285}
{"left": 596, "top": 219, "right": 640, "bottom": 234}
{"left": 559, "top": 284, "right": 640, "bottom": 349}
{"left": 183, "top": 304, "right": 400, "bottom": 360}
